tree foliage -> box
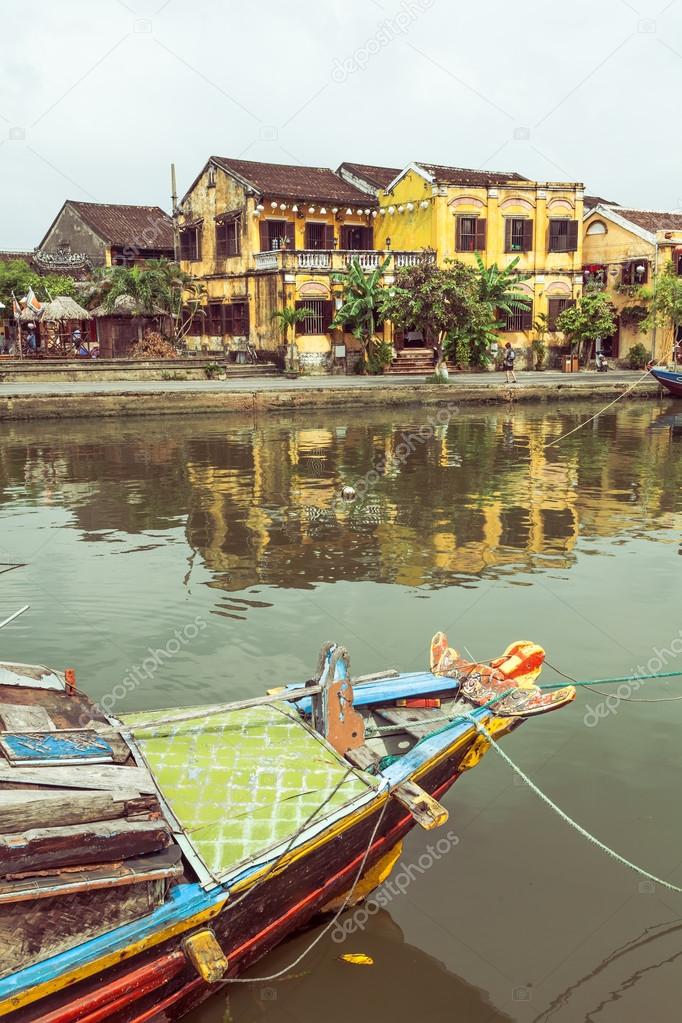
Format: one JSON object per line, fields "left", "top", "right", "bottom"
{"left": 473, "top": 254, "right": 531, "bottom": 321}
{"left": 331, "top": 256, "right": 391, "bottom": 369}
{"left": 272, "top": 305, "right": 314, "bottom": 371}
{"left": 0, "top": 259, "right": 77, "bottom": 308}
{"left": 555, "top": 286, "right": 617, "bottom": 362}
{"left": 641, "top": 262, "right": 682, "bottom": 360}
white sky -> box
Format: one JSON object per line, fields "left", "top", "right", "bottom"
{"left": 1, "top": 0, "right": 680, "bottom": 249}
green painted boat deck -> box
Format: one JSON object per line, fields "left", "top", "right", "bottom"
{"left": 122, "top": 702, "right": 375, "bottom": 880}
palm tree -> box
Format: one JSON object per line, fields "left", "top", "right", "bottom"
{"left": 474, "top": 253, "right": 532, "bottom": 324}
{"left": 272, "top": 305, "right": 314, "bottom": 372}
{"left": 331, "top": 256, "right": 391, "bottom": 369}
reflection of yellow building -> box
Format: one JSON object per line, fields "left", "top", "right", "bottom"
{"left": 583, "top": 204, "right": 682, "bottom": 361}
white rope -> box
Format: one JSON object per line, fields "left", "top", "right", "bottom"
{"left": 226, "top": 781, "right": 391, "bottom": 983}
{"left": 469, "top": 718, "right": 682, "bottom": 895}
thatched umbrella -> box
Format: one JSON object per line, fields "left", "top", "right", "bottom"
{"left": 19, "top": 296, "right": 91, "bottom": 322}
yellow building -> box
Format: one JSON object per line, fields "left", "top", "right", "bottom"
{"left": 177, "top": 157, "right": 421, "bottom": 373}
{"left": 374, "top": 162, "right": 585, "bottom": 367}
{"left": 177, "top": 157, "right": 584, "bottom": 372}
{"left": 583, "top": 204, "right": 682, "bottom": 362}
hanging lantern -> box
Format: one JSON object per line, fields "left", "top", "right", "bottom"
{"left": 256, "top": 203, "right": 265, "bottom": 212}
{"left": 371, "top": 211, "right": 377, "bottom": 218}
{"left": 271, "top": 201, "right": 278, "bottom": 208}
{"left": 379, "top": 208, "right": 386, "bottom": 215}
{"left": 397, "top": 205, "right": 405, "bottom": 213}
{"left": 406, "top": 202, "right": 415, "bottom": 212}
{"left": 320, "top": 207, "right": 327, "bottom": 214}
{"left": 332, "top": 207, "right": 339, "bottom": 213}
{"left": 420, "top": 200, "right": 429, "bottom": 209}
{"left": 292, "top": 204, "right": 299, "bottom": 213}
{"left": 364, "top": 208, "right": 370, "bottom": 215}
{"left": 253, "top": 209, "right": 261, "bottom": 216}
{"left": 309, "top": 206, "right": 316, "bottom": 213}
{"left": 279, "top": 203, "right": 287, "bottom": 210}
{"left": 388, "top": 206, "right": 395, "bottom": 215}
{"left": 346, "top": 208, "right": 352, "bottom": 215}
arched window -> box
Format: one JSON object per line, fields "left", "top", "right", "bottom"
{"left": 586, "top": 220, "right": 607, "bottom": 235}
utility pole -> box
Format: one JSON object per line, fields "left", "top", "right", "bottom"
{"left": 171, "top": 163, "right": 180, "bottom": 263}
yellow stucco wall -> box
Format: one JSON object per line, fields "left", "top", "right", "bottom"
{"left": 375, "top": 169, "right": 584, "bottom": 354}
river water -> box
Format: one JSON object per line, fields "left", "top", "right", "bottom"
{"left": 1, "top": 400, "right": 681, "bottom": 1022}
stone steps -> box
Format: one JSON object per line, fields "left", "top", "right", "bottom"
{"left": 385, "top": 348, "right": 436, "bottom": 375}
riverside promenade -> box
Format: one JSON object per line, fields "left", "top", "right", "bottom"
{"left": 0, "top": 370, "right": 663, "bottom": 421}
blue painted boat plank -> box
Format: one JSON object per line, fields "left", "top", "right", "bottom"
{"left": 285, "top": 671, "right": 460, "bottom": 715}
{"left": 0, "top": 733, "right": 113, "bottom": 763}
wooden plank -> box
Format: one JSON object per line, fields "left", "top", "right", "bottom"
{"left": 0, "top": 764, "right": 156, "bottom": 792}
{"left": 0, "top": 818, "right": 172, "bottom": 875}
{"left": 392, "top": 779, "right": 449, "bottom": 830}
{"left": 0, "top": 788, "right": 157, "bottom": 834}
{"left": 0, "top": 731, "right": 114, "bottom": 766}
{"left": 0, "top": 703, "right": 55, "bottom": 733}
{"left": 0, "top": 847, "right": 183, "bottom": 903}
{"left": 345, "top": 745, "right": 381, "bottom": 772}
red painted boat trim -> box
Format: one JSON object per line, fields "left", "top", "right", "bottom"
{"left": 32, "top": 952, "right": 186, "bottom": 1023}
{"left": 126, "top": 978, "right": 204, "bottom": 1023}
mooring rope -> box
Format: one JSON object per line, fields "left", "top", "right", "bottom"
{"left": 541, "top": 662, "right": 682, "bottom": 703}
{"left": 467, "top": 716, "right": 682, "bottom": 895}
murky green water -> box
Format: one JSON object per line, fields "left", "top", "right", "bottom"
{"left": 1, "top": 401, "right": 681, "bottom": 1022}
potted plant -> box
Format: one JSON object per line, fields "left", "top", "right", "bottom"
{"left": 271, "top": 305, "right": 313, "bottom": 375}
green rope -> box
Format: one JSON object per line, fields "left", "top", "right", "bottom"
{"left": 540, "top": 670, "right": 682, "bottom": 691}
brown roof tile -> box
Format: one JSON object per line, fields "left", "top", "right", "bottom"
{"left": 69, "top": 202, "right": 174, "bottom": 249}
{"left": 415, "top": 162, "right": 529, "bottom": 186}
{"left": 213, "top": 157, "right": 376, "bottom": 205}
{"left": 613, "top": 208, "right": 682, "bottom": 233}
{"left": 584, "top": 194, "right": 619, "bottom": 209}
{"left": 337, "top": 162, "right": 403, "bottom": 190}
{"left": 0, "top": 250, "right": 34, "bottom": 264}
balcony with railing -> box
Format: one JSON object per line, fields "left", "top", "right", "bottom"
{"left": 253, "top": 249, "right": 433, "bottom": 274}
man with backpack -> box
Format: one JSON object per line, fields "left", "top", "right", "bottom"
{"left": 503, "top": 341, "right": 517, "bottom": 384}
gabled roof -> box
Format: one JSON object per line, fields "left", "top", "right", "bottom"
{"left": 38, "top": 202, "right": 174, "bottom": 251}
{"left": 337, "top": 162, "right": 403, "bottom": 190}
{"left": 69, "top": 202, "right": 174, "bottom": 248}
{"left": 383, "top": 161, "right": 529, "bottom": 193}
{"left": 211, "top": 157, "right": 375, "bottom": 206}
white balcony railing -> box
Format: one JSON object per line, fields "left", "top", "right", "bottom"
{"left": 254, "top": 251, "right": 280, "bottom": 270}
{"left": 394, "top": 251, "right": 429, "bottom": 268}
{"left": 297, "top": 250, "right": 331, "bottom": 269}
{"left": 344, "top": 250, "right": 381, "bottom": 270}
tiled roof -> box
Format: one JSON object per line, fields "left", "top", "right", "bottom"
{"left": 337, "top": 162, "right": 403, "bottom": 189}
{"left": 212, "top": 157, "right": 375, "bottom": 205}
{"left": 613, "top": 208, "right": 682, "bottom": 233}
{"left": 69, "top": 202, "right": 174, "bottom": 249}
{"left": 584, "top": 194, "right": 619, "bottom": 209}
{"left": 415, "top": 162, "right": 529, "bottom": 186}
{"left": 0, "top": 250, "right": 34, "bottom": 264}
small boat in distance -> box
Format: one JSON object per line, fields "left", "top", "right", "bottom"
{"left": 650, "top": 366, "right": 682, "bottom": 397}
{"left": 0, "top": 634, "right": 575, "bottom": 1022}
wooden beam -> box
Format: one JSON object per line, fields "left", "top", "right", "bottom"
{"left": 0, "top": 764, "right": 156, "bottom": 792}
{"left": 0, "top": 788, "right": 157, "bottom": 834}
{"left": 392, "top": 780, "right": 449, "bottom": 830}
{"left": 0, "top": 818, "right": 172, "bottom": 875}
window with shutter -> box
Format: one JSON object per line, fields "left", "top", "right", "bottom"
{"left": 216, "top": 218, "right": 241, "bottom": 258}
{"left": 456, "top": 216, "right": 480, "bottom": 252}
{"left": 340, "top": 225, "right": 370, "bottom": 250}
{"left": 223, "top": 302, "right": 249, "bottom": 335}
{"left": 262, "top": 220, "right": 288, "bottom": 250}
{"left": 505, "top": 218, "right": 531, "bottom": 253}
{"left": 295, "top": 299, "right": 334, "bottom": 335}
{"left": 547, "top": 297, "right": 575, "bottom": 330}
{"left": 502, "top": 304, "right": 533, "bottom": 332}
{"left": 549, "top": 219, "right": 579, "bottom": 253}
{"left": 208, "top": 303, "right": 224, "bottom": 335}
{"left": 305, "top": 223, "right": 326, "bottom": 250}
{"left": 621, "top": 260, "right": 648, "bottom": 285}
{"left": 180, "top": 226, "right": 201, "bottom": 261}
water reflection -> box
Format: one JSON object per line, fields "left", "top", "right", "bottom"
{"left": 183, "top": 911, "right": 513, "bottom": 1023}
{"left": 0, "top": 403, "right": 680, "bottom": 595}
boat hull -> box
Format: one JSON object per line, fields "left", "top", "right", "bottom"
{"left": 6, "top": 715, "right": 518, "bottom": 1023}
{"left": 651, "top": 367, "right": 682, "bottom": 397}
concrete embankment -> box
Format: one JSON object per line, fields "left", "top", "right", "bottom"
{"left": 0, "top": 372, "right": 664, "bottom": 421}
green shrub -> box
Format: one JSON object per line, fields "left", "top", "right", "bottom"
{"left": 531, "top": 339, "right": 546, "bottom": 371}
{"left": 627, "top": 343, "right": 650, "bottom": 369}
{"left": 204, "top": 363, "right": 223, "bottom": 379}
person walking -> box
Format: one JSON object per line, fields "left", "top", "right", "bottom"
{"left": 503, "top": 341, "right": 517, "bottom": 384}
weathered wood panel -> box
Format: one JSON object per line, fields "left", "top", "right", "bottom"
{"left": 0, "top": 764, "right": 155, "bottom": 792}
{"left": 0, "top": 788, "right": 157, "bottom": 834}
{"left": 0, "top": 819, "right": 172, "bottom": 875}
{"left": 0, "top": 704, "right": 55, "bottom": 732}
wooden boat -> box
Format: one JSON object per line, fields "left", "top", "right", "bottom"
{"left": 0, "top": 634, "right": 575, "bottom": 1022}
{"left": 650, "top": 366, "right": 682, "bottom": 397}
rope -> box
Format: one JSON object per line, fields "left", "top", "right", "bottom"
{"left": 468, "top": 717, "right": 682, "bottom": 895}
{"left": 225, "top": 787, "right": 392, "bottom": 983}
{"left": 541, "top": 661, "right": 682, "bottom": 703}
{"left": 543, "top": 364, "right": 660, "bottom": 450}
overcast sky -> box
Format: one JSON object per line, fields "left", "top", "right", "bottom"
{"left": 1, "top": 0, "right": 680, "bottom": 249}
